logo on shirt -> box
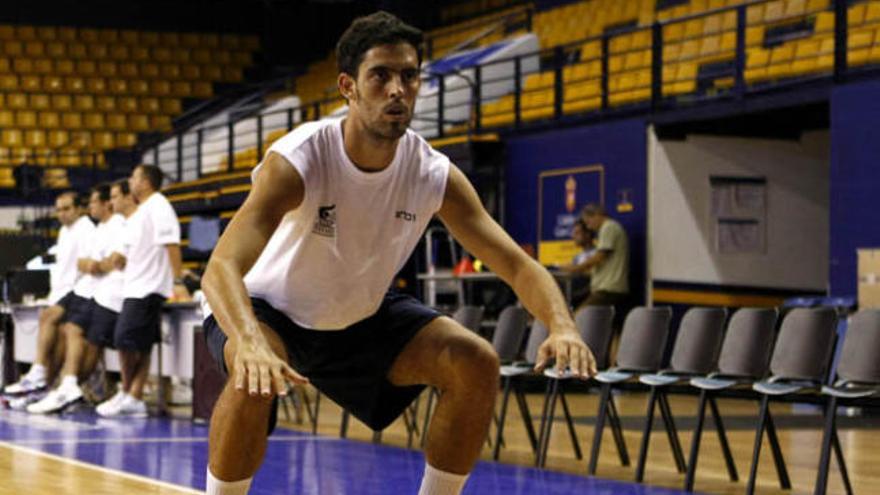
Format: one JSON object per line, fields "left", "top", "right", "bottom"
{"left": 313, "top": 204, "right": 337, "bottom": 237}
{"left": 395, "top": 210, "right": 416, "bottom": 222}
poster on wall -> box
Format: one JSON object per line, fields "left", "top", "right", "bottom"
{"left": 537, "top": 165, "right": 604, "bottom": 265}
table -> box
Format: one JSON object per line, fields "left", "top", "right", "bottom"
{"left": 417, "top": 270, "right": 579, "bottom": 307}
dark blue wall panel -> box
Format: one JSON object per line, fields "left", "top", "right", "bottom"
{"left": 830, "top": 80, "right": 880, "bottom": 296}
{"left": 504, "top": 118, "right": 648, "bottom": 302}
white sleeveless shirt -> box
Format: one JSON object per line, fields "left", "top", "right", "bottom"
{"left": 227, "top": 118, "right": 450, "bottom": 330}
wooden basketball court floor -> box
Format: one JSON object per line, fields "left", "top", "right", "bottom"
{"left": 1, "top": 388, "right": 878, "bottom": 494}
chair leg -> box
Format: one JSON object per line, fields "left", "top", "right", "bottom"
{"left": 535, "top": 377, "right": 555, "bottom": 467}
{"left": 340, "top": 409, "right": 350, "bottom": 438}
{"left": 813, "top": 396, "right": 837, "bottom": 495}
{"left": 658, "top": 391, "right": 687, "bottom": 473}
{"left": 831, "top": 423, "right": 853, "bottom": 495}
{"left": 588, "top": 382, "right": 612, "bottom": 475}
{"left": 765, "top": 408, "right": 791, "bottom": 489}
{"left": 635, "top": 386, "right": 659, "bottom": 482}
{"left": 558, "top": 387, "right": 583, "bottom": 460}
{"left": 539, "top": 378, "right": 561, "bottom": 468}
{"left": 493, "top": 376, "right": 513, "bottom": 461}
{"left": 312, "top": 391, "right": 321, "bottom": 435}
{"left": 684, "top": 389, "right": 709, "bottom": 492}
{"left": 746, "top": 395, "right": 770, "bottom": 495}
{"left": 607, "top": 395, "right": 630, "bottom": 466}
{"left": 514, "top": 387, "right": 538, "bottom": 454}
{"left": 708, "top": 396, "right": 738, "bottom": 482}
{"left": 280, "top": 394, "right": 292, "bottom": 422}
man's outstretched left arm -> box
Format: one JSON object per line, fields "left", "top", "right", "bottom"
{"left": 437, "top": 165, "right": 597, "bottom": 378}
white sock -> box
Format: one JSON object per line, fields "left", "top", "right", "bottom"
{"left": 206, "top": 467, "right": 252, "bottom": 495}
{"left": 60, "top": 375, "right": 78, "bottom": 390}
{"left": 28, "top": 364, "right": 47, "bottom": 381}
{"left": 418, "top": 464, "right": 469, "bottom": 495}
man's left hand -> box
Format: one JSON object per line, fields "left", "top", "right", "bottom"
{"left": 534, "top": 329, "right": 597, "bottom": 379}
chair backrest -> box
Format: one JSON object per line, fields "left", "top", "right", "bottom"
{"left": 452, "top": 305, "right": 484, "bottom": 333}
{"left": 491, "top": 305, "right": 529, "bottom": 362}
{"left": 574, "top": 305, "right": 615, "bottom": 369}
{"left": 716, "top": 307, "right": 779, "bottom": 378}
{"left": 769, "top": 307, "right": 838, "bottom": 381}
{"left": 834, "top": 309, "right": 880, "bottom": 385}
{"left": 615, "top": 306, "right": 673, "bottom": 371}
{"left": 669, "top": 307, "right": 728, "bottom": 374}
{"left": 524, "top": 318, "right": 549, "bottom": 363}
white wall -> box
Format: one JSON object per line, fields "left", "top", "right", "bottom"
{"left": 0, "top": 207, "right": 27, "bottom": 230}
{"left": 649, "top": 129, "right": 830, "bottom": 291}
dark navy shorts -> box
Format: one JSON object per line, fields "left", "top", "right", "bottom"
{"left": 203, "top": 290, "right": 441, "bottom": 434}
{"left": 62, "top": 294, "right": 93, "bottom": 329}
{"left": 85, "top": 300, "right": 119, "bottom": 349}
{"left": 114, "top": 294, "right": 165, "bottom": 351}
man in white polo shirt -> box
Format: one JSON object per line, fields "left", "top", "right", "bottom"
{"left": 4, "top": 191, "right": 94, "bottom": 402}
{"left": 96, "top": 165, "right": 186, "bottom": 417}
{"left": 28, "top": 182, "right": 128, "bottom": 414}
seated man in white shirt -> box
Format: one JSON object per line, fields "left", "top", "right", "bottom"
{"left": 3, "top": 192, "right": 94, "bottom": 404}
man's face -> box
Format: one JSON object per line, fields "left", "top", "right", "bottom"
{"left": 341, "top": 42, "right": 421, "bottom": 141}
{"left": 583, "top": 213, "right": 602, "bottom": 232}
{"left": 572, "top": 224, "right": 587, "bottom": 248}
{"left": 55, "top": 195, "right": 76, "bottom": 226}
{"left": 88, "top": 191, "right": 110, "bottom": 220}
{"left": 129, "top": 166, "right": 148, "bottom": 200}
{"left": 110, "top": 186, "right": 129, "bottom": 213}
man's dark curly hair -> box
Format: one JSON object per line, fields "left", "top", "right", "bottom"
{"left": 336, "top": 11, "right": 423, "bottom": 78}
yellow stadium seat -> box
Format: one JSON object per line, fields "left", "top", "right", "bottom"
{"left": 193, "top": 81, "right": 212, "bottom": 98}
{"left": 232, "top": 51, "right": 252, "bottom": 65}
{"left": 3, "top": 41, "right": 23, "bottom": 57}
{"left": 201, "top": 33, "right": 219, "bottom": 48}
{"left": 129, "top": 114, "right": 150, "bottom": 131}
{"left": 213, "top": 51, "right": 232, "bottom": 65}
{"left": 563, "top": 80, "right": 601, "bottom": 114}
{"left": 0, "top": 111, "right": 12, "bottom": 126}
{"left": 34, "top": 58, "right": 53, "bottom": 74}
{"left": 57, "top": 27, "right": 76, "bottom": 41}
{"left": 65, "top": 76, "right": 86, "bottom": 93}
{"left": 55, "top": 59, "right": 75, "bottom": 75}
{"left": 867, "top": 2, "right": 880, "bottom": 23}
{"left": 161, "top": 32, "right": 180, "bottom": 46}
{"left": 98, "top": 29, "right": 118, "bottom": 44}
{"left": 7, "top": 93, "right": 27, "bottom": 109}
{"left": 173, "top": 49, "right": 191, "bottom": 64}
{"left": 48, "top": 130, "right": 68, "bottom": 148}
{"left": 764, "top": 0, "right": 785, "bottom": 23}
{"left": 153, "top": 47, "right": 173, "bottom": 62}
{"left": 86, "top": 77, "right": 107, "bottom": 94}
{"left": 25, "top": 41, "right": 44, "bottom": 57}
{"left": 70, "top": 131, "right": 92, "bottom": 149}
{"left": 116, "top": 132, "right": 137, "bottom": 147}
{"left": 192, "top": 49, "right": 211, "bottom": 64}
{"left": 242, "top": 35, "right": 260, "bottom": 51}
{"left": 141, "top": 63, "right": 161, "bottom": 79}
{"left": 16, "top": 110, "right": 37, "bottom": 128}
{"left": 109, "top": 44, "right": 129, "bottom": 61}
{"left": 120, "top": 62, "right": 139, "bottom": 78}
{"left": 161, "top": 63, "right": 181, "bottom": 79}
{"left": 45, "top": 41, "right": 65, "bottom": 57}
{"left": 221, "top": 34, "right": 240, "bottom": 50}
{"left": 181, "top": 64, "right": 201, "bottom": 80}
{"left": 31, "top": 94, "right": 50, "bottom": 111}
{"left": 51, "top": 94, "right": 72, "bottom": 111}
{"left": 109, "top": 78, "right": 129, "bottom": 94}
{"left": 44, "top": 76, "right": 63, "bottom": 92}
{"left": 95, "top": 96, "right": 116, "bottom": 112}
{"left": 0, "top": 58, "right": 9, "bottom": 72}
{"left": 849, "top": 3, "right": 868, "bottom": 26}
{"left": 131, "top": 46, "right": 151, "bottom": 61}
{"left": 222, "top": 67, "right": 243, "bottom": 82}
{"left": 68, "top": 43, "right": 87, "bottom": 59}
{"left": 118, "top": 96, "right": 138, "bottom": 113}
{"left": 172, "top": 81, "right": 192, "bottom": 97}
{"left": 140, "top": 97, "right": 160, "bottom": 113}
{"left": 150, "top": 80, "right": 171, "bottom": 96}
{"left": 1, "top": 130, "right": 23, "bottom": 147}
{"left": 151, "top": 115, "right": 172, "bottom": 131}
{"left": 202, "top": 65, "right": 223, "bottom": 80}
{"left": 130, "top": 79, "right": 150, "bottom": 95}
{"left": 62, "top": 112, "right": 83, "bottom": 129}
{"left": 88, "top": 44, "right": 108, "bottom": 59}
{"left": 120, "top": 30, "right": 139, "bottom": 45}
{"left": 0, "top": 25, "right": 13, "bottom": 40}
{"left": 181, "top": 33, "right": 200, "bottom": 47}
{"left": 21, "top": 75, "right": 41, "bottom": 91}
{"left": 141, "top": 31, "right": 160, "bottom": 45}
{"left": 74, "top": 95, "right": 95, "bottom": 111}
{"left": 37, "top": 26, "right": 57, "bottom": 41}
{"left": 94, "top": 131, "right": 115, "bottom": 149}
{"left": 785, "top": 0, "right": 807, "bottom": 18}
{"left": 76, "top": 60, "right": 97, "bottom": 76}
{"left": 84, "top": 113, "right": 104, "bottom": 130}
{"left": 13, "top": 58, "right": 33, "bottom": 73}
{"left": 39, "top": 111, "right": 60, "bottom": 128}
{"left": 79, "top": 28, "right": 99, "bottom": 43}
{"left": 98, "top": 61, "right": 117, "bottom": 77}
{"left": 25, "top": 130, "right": 46, "bottom": 147}
{"left": 107, "top": 114, "right": 127, "bottom": 130}
{"left": 161, "top": 98, "right": 182, "bottom": 114}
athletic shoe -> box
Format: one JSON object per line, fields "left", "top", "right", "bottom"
{"left": 3, "top": 374, "right": 47, "bottom": 396}
{"left": 8, "top": 390, "right": 48, "bottom": 410}
{"left": 97, "top": 393, "right": 148, "bottom": 418}
{"left": 27, "top": 385, "right": 83, "bottom": 414}
{"left": 95, "top": 390, "right": 126, "bottom": 416}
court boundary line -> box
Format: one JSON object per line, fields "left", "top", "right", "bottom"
{"left": 0, "top": 439, "right": 204, "bottom": 494}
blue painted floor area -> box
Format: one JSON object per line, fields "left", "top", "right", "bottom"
{"left": 0, "top": 409, "right": 700, "bottom": 494}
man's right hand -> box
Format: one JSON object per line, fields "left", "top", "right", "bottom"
{"left": 233, "top": 336, "right": 309, "bottom": 398}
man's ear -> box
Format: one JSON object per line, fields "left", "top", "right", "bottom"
{"left": 338, "top": 72, "right": 357, "bottom": 102}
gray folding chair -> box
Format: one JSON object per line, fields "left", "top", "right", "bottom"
{"left": 421, "top": 305, "right": 529, "bottom": 448}
{"left": 684, "top": 307, "right": 779, "bottom": 492}
{"left": 587, "top": 306, "right": 673, "bottom": 475}
{"left": 492, "top": 318, "right": 547, "bottom": 460}
{"left": 534, "top": 306, "right": 617, "bottom": 468}
{"left": 814, "top": 309, "right": 880, "bottom": 495}
{"left": 745, "top": 307, "right": 838, "bottom": 495}
{"left": 452, "top": 305, "right": 485, "bottom": 334}
{"left": 633, "top": 307, "right": 727, "bottom": 482}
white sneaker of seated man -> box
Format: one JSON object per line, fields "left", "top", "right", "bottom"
{"left": 27, "top": 377, "right": 83, "bottom": 414}
{"left": 3, "top": 366, "right": 48, "bottom": 395}
{"left": 96, "top": 391, "right": 148, "bottom": 418}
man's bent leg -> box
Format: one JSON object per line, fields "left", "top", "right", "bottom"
{"left": 388, "top": 317, "right": 499, "bottom": 475}
{"left": 34, "top": 305, "right": 64, "bottom": 369}
{"left": 128, "top": 349, "right": 152, "bottom": 400}
{"left": 208, "top": 321, "right": 289, "bottom": 484}
{"left": 60, "top": 322, "right": 87, "bottom": 379}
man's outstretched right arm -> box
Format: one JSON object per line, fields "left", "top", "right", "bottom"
{"left": 202, "top": 152, "right": 307, "bottom": 398}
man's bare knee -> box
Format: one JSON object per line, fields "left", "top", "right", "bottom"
{"left": 456, "top": 338, "right": 500, "bottom": 390}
